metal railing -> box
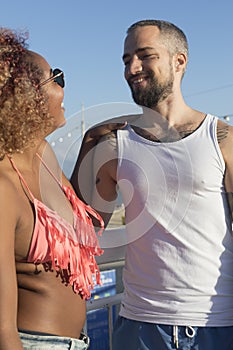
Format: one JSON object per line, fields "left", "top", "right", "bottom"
{"left": 85, "top": 226, "right": 126, "bottom": 350}
{"left": 86, "top": 292, "right": 123, "bottom": 349}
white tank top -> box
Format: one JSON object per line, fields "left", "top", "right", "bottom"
{"left": 117, "top": 114, "right": 233, "bottom": 326}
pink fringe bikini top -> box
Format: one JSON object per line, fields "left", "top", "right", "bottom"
{"left": 10, "top": 154, "right": 104, "bottom": 300}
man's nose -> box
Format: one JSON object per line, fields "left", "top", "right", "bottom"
{"left": 127, "top": 56, "right": 143, "bottom": 75}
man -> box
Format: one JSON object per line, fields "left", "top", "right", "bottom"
{"left": 71, "top": 20, "right": 233, "bottom": 349}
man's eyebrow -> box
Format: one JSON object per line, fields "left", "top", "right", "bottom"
{"left": 122, "top": 47, "right": 155, "bottom": 61}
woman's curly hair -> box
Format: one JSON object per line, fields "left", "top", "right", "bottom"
{"left": 0, "top": 28, "right": 53, "bottom": 158}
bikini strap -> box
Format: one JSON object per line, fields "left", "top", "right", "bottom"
{"left": 36, "top": 153, "right": 63, "bottom": 188}
{"left": 8, "top": 156, "right": 35, "bottom": 201}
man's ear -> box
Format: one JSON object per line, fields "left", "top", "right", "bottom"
{"left": 174, "top": 52, "right": 187, "bottom": 72}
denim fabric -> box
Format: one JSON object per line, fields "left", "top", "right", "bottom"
{"left": 112, "top": 316, "right": 233, "bottom": 350}
{"left": 19, "top": 330, "right": 90, "bottom": 350}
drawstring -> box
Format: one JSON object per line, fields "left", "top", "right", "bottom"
{"left": 173, "top": 326, "right": 179, "bottom": 349}
{"left": 173, "top": 326, "right": 196, "bottom": 349}
{"left": 185, "top": 326, "right": 195, "bottom": 338}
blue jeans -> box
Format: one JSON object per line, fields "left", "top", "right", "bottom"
{"left": 112, "top": 316, "right": 233, "bottom": 350}
{"left": 19, "top": 330, "right": 90, "bottom": 350}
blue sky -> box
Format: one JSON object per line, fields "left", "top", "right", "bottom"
{"left": 1, "top": 0, "right": 233, "bottom": 118}
{"left": 1, "top": 0, "right": 233, "bottom": 173}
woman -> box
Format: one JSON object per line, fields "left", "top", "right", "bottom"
{"left": 0, "top": 28, "right": 103, "bottom": 349}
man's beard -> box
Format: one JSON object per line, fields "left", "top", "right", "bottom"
{"left": 129, "top": 69, "right": 174, "bottom": 108}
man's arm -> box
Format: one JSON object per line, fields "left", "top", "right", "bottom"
{"left": 91, "top": 132, "right": 119, "bottom": 227}
{"left": 70, "top": 121, "right": 126, "bottom": 205}
{"left": 218, "top": 120, "right": 233, "bottom": 220}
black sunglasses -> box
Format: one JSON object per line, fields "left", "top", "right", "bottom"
{"left": 39, "top": 68, "right": 65, "bottom": 88}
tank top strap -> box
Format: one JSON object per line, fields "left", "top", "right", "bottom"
{"left": 36, "top": 153, "right": 63, "bottom": 188}
{"left": 8, "top": 156, "right": 35, "bottom": 201}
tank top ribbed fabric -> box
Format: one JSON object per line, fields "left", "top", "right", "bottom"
{"left": 117, "top": 114, "right": 233, "bottom": 326}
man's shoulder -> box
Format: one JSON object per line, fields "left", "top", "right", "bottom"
{"left": 216, "top": 118, "right": 233, "bottom": 143}
{"left": 86, "top": 114, "right": 137, "bottom": 144}
{"left": 216, "top": 118, "right": 233, "bottom": 164}
{"left": 93, "top": 113, "right": 140, "bottom": 127}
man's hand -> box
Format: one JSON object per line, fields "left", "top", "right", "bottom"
{"left": 84, "top": 122, "right": 127, "bottom": 142}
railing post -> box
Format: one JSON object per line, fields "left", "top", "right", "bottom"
{"left": 86, "top": 293, "right": 123, "bottom": 349}
{"left": 108, "top": 305, "right": 113, "bottom": 350}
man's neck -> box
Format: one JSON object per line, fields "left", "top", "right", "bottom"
{"left": 129, "top": 105, "right": 206, "bottom": 142}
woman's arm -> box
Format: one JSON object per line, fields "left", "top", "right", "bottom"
{"left": 0, "top": 178, "right": 23, "bottom": 349}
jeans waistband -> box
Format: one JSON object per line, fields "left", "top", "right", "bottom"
{"left": 18, "top": 329, "right": 57, "bottom": 336}
{"left": 18, "top": 329, "right": 90, "bottom": 346}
